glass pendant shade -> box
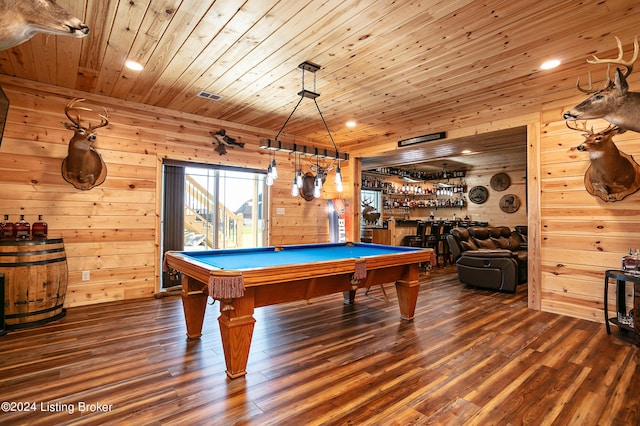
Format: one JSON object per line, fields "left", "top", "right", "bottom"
{"left": 313, "top": 174, "right": 322, "bottom": 198}
{"left": 266, "top": 165, "right": 274, "bottom": 186}
{"left": 334, "top": 165, "right": 342, "bottom": 192}
{"left": 296, "top": 169, "right": 303, "bottom": 187}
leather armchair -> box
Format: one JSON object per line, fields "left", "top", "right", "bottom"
{"left": 446, "top": 226, "right": 527, "bottom": 293}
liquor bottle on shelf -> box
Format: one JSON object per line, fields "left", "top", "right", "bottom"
{"left": 623, "top": 249, "right": 640, "bottom": 276}
{"left": 15, "top": 214, "right": 30, "bottom": 240}
{"left": 32, "top": 214, "right": 48, "bottom": 239}
{"left": 0, "top": 214, "right": 15, "bottom": 240}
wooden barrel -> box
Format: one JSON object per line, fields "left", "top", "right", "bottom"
{"left": 0, "top": 238, "right": 68, "bottom": 329}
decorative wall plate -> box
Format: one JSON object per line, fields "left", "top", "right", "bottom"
{"left": 468, "top": 186, "right": 489, "bottom": 204}
{"left": 499, "top": 194, "right": 520, "bottom": 213}
{"left": 490, "top": 172, "right": 510, "bottom": 191}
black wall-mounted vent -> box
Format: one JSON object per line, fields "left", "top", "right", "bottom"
{"left": 398, "top": 131, "right": 446, "bottom": 147}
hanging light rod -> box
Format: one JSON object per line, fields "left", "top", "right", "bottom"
{"left": 259, "top": 138, "right": 348, "bottom": 161}
{"left": 297, "top": 61, "right": 321, "bottom": 100}
{"left": 272, "top": 61, "right": 342, "bottom": 158}
{"left": 299, "top": 61, "right": 321, "bottom": 73}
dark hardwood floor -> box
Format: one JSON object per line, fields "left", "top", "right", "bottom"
{"left": 1, "top": 266, "right": 639, "bottom": 425}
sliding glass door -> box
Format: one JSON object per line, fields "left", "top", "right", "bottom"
{"left": 161, "top": 161, "right": 267, "bottom": 288}
{"left": 184, "top": 166, "right": 265, "bottom": 250}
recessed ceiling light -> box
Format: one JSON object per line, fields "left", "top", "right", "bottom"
{"left": 461, "top": 149, "right": 472, "bottom": 154}
{"left": 540, "top": 59, "right": 561, "bottom": 70}
{"left": 346, "top": 121, "right": 356, "bottom": 128}
{"left": 125, "top": 60, "right": 144, "bottom": 71}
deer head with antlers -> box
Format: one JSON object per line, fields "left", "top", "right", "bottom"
{"left": 567, "top": 121, "right": 640, "bottom": 201}
{"left": 61, "top": 98, "right": 108, "bottom": 190}
{"left": 361, "top": 198, "right": 381, "bottom": 224}
{"left": 0, "top": 0, "right": 89, "bottom": 51}
{"left": 563, "top": 36, "right": 640, "bottom": 133}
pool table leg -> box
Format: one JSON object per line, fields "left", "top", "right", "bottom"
{"left": 181, "top": 276, "right": 208, "bottom": 339}
{"left": 395, "top": 279, "right": 420, "bottom": 320}
{"left": 218, "top": 289, "right": 256, "bottom": 379}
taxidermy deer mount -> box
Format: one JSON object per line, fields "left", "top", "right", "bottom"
{"left": 0, "top": 0, "right": 90, "bottom": 51}
{"left": 563, "top": 36, "right": 640, "bottom": 133}
{"left": 362, "top": 198, "right": 381, "bottom": 224}
{"left": 567, "top": 121, "right": 640, "bottom": 202}
{"left": 298, "top": 159, "right": 332, "bottom": 201}
{"left": 61, "top": 98, "right": 108, "bottom": 190}
{"left": 211, "top": 129, "right": 244, "bottom": 155}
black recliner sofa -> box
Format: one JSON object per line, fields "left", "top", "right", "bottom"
{"left": 446, "top": 226, "right": 527, "bottom": 293}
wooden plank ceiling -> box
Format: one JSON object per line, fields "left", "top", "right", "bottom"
{"left": 0, "top": 0, "right": 638, "bottom": 168}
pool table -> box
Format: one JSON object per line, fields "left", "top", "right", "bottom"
{"left": 164, "top": 242, "right": 434, "bottom": 379}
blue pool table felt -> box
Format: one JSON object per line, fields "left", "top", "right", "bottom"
{"left": 182, "top": 243, "right": 420, "bottom": 270}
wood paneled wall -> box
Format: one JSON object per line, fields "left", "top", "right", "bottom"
{"left": 0, "top": 76, "right": 349, "bottom": 307}
{"left": 539, "top": 106, "right": 640, "bottom": 322}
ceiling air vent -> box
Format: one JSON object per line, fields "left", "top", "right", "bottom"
{"left": 196, "top": 90, "right": 223, "bottom": 101}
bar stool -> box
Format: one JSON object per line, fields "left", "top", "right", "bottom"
{"left": 401, "top": 221, "right": 426, "bottom": 247}
{"left": 439, "top": 221, "right": 455, "bottom": 265}
{"left": 424, "top": 221, "right": 441, "bottom": 266}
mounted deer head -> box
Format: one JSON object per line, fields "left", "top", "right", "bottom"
{"left": 361, "top": 198, "right": 375, "bottom": 213}
{"left": 563, "top": 36, "right": 640, "bottom": 133}
{"left": 0, "top": 0, "right": 89, "bottom": 50}
{"left": 567, "top": 121, "right": 640, "bottom": 201}
{"left": 298, "top": 159, "right": 331, "bottom": 201}
{"left": 61, "top": 98, "right": 108, "bottom": 190}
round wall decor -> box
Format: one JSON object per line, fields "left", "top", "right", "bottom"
{"left": 490, "top": 172, "right": 511, "bottom": 191}
{"left": 468, "top": 186, "right": 489, "bottom": 204}
{"left": 499, "top": 194, "right": 520, "bottom": 213}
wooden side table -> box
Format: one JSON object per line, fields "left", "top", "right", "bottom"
{"left": 604, "top": 270, "right": 640, "bottom": 345}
